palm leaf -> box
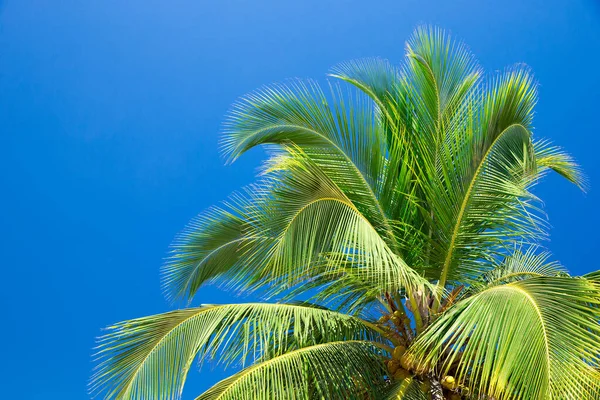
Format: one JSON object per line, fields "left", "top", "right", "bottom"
{"left": 382, "top": 378, "right": 428, "bottom": 400}
{"left": 329, "top": 57, "right": 402, "bottom": 128}
{"left": 246, "top": 148, "right": 430, "bottom": 299}
{"left": 403, "top": 25, "right": 481, "bottom": 139}
{"left": 222, "top": 79, "right": 402, "bottom": 246}
{"left": 407, "top": 277, "right": 600, "bottom": 399}
{"left": 467, "top": 245, "right": 565, "bottom": 294}
{"left": 534, "top": 138, "right": 587, "bottom": 190}
{"left": 428, "top": 121, "right": 542, "bottom": 286}
{"left": 196, "top": 340, "right": 388, "bottom": 400}
{"left": 161, "top": 194, "right": 254, "bottom": 302}
{"left": 584, "top": 269, "right": 600, "bottom": 283}
{"left": 90, "top": 303, "right": 386, "bottom": 400}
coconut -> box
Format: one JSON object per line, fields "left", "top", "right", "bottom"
{"left": 387, "top": 359, "right": 400, "bottom": 375}
{"left": 393, "top": 368, "right": 411, "bottom": 381}
{"left": 442, "top": 375, "right": 457, "bottom": 390}
{"left": 392, "top": 345, "right": 406, "bottom": 360}
{"left": 399, "top": 353, "right": 414, "bottom": 371}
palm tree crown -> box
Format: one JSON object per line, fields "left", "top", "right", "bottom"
{"left": 91, "top": 27, "right": 600, "bottom": 400}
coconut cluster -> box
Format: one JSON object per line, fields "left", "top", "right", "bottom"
{"left": 379, "top": 310, "right": 470, "bottom": 398}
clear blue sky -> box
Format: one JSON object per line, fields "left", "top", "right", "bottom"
{"left": 1, "top": 1, "right": 599, "bottom": 398}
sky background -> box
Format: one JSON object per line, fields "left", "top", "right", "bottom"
{"left": 1, "top": 1, "right": 599, "bottom": 398}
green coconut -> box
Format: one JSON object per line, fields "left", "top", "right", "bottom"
{"left": 387, "top": 359, "right": 400, "bottom": 375}
{"left": 442, "top": 375, "right": 457, "bottom": 390}
{"left": 392, "top": 345, "right": 406, "bottom": 360}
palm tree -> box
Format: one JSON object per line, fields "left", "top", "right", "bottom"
{"left": 90, "top": 27, "right": 600, "bottom": 400}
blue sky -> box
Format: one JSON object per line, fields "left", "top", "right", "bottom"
{"left": 1, "top": 1, "right": 599, "bottom": 398}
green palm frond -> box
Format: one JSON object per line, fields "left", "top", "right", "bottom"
{"left": 584, "top": 269, "right": 600, "bottom": 282}
{"left": 222, "top": 79, "right": 398, "bottom": 239}
{"left": 428, "top": 122, "right": 542, "bottom": 286}
{"left": 221, "top": 79, "right": 379, "bottom": 171}
{"left": 408, "top": 277, "right": 600, "bottom": 399}
{"left": 161, "top": 143, "right": 430, "bottom": 308}
{"left": 382, "top": 378, "right": 428, "bottom": 400}
{"left": 422, "top": 66, "right": 541, "bottom": 287}
{"left": 404, "top": 25, "right": 481, "bottom": 138}
{"left": 328, "top": 58, "right": 425, "bottom": 253}
{"left": 90, "top": 303, "right": 386, "bottom": 400}
{"left": 328, "top": 57, "right": 402, "bottom": 127}
{"left": 221, "top": 78, "right": 384, "bottom": 193}
{"left": 246, "top": 148, "right": 430, "bottom": 300}
{"left": 481, "top": 66, "right": 537, "bottom": 137}
{"left": 534, "top": 138, "right": 587, "bottom": 190}
{"left": 467, "top": 245, "right": 565, "bottom": 294}
{"left": 196, "top": 340, "right": 388, "bottom": 400}
{"left": 161, "top": 194, "right": 254, "bottom": 302}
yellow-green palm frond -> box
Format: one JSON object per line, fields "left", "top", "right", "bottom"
{"left": 221, "top": 79, "right": 398, "bottom": 239}
{"left": 382, "top": 378, "right": 428, "bottom": 400}
{"left": 90, "top": 303, "right": 387, "bottom": 400}
{"left": 481, "top": 66, "right": 537, "bottom": 138}
{"left": 404, "top": 25, "right": 482, "bottom": 138}
{"left": 467, "top": 245, "right": 566, "bottom": 294}
{"left": 534, "top": 138, "right": 587, "bottom": 190}
{"left": 196, "top": 340, "right": 388, "bottom": 400}
{"left": 160, "top": 193, "right": 256, "bottom": 302}
{"left": 425, "top": 121, "right": 542, "bottom": 285}
{"left": 408, "top": 277, "right": 600, "bottom": 399}
{"left": 328, "top": 57, "right": 403, "bottom": 129}
{"left": 584, "top": 269, "right": 600, "bottom": 283}
{"left": 247, "top": 148, "right": 431, "bottom": 300}
{"left": 161, "top": 144, "right": 431, "bottom": 310}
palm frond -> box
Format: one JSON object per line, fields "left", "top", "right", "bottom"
{"left": 429, "top": 121, "right": 542, "bottom": 286}
{"left": 246, "top": 148, "right": 430, "bottom": 299}
{"left": 424, "top": 66, "right": 584, "bottom": 288}
{"left": 328, "top": 58, "right": 429, "bottom": 258}
{"left": 196, "top": 340, "right": 388, "bottom": 400}
{"left": 584, "top": 269, "right": 600, "bottom": 282}
{"left": 90, "top": 303, "right": 386, "bottom": 400}
{"left": 467, "top": 245, "right": 565, "bottom": 294}
{"left": 382, "top": 378, "right": 428, "bottom": 400}
{"left": 480, "top": 66, "right": 537, "bottom": 138}
{"left": 161, "top": 194, "right": 255, "bottom": 302}
{"left": 534, "top": 138, "right": 587, "bottom": 190}
{"left": 222, "top": 79, "right": 398, "bottom": 243}
{"left": 408, "top": 277, "right": 600, "bottom": 399}
{"left": 328, "top": 57, "right": 402, "bottom": 128}
{"left": 404, "top": 25, "right": 481, "bottom": 138}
